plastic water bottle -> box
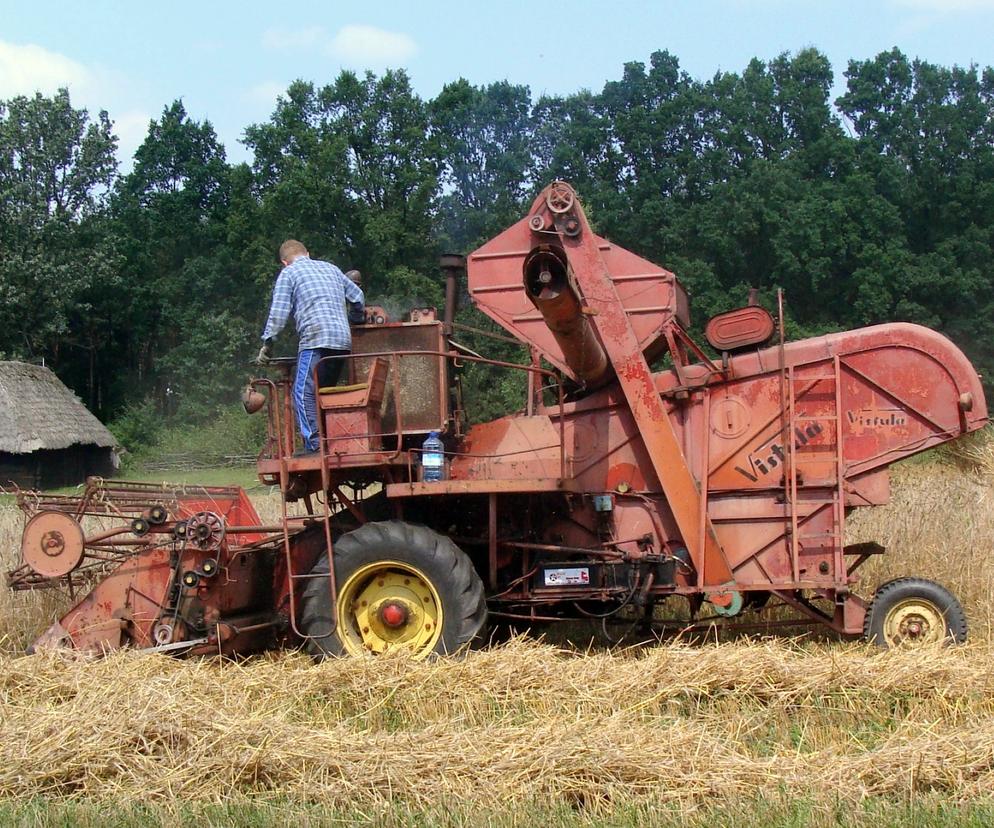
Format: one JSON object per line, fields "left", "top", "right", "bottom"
{"left": 422, "top": 431, "right": 445, "bottom": 482}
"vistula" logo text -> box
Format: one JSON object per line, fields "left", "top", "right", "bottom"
{"left": 734, "top": 422, "right": 824, "bottom": 482}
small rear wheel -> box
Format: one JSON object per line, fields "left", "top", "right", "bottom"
{"left": 863, "top": 578, "right": 967, "bottom": 649}
{"left": 299, "top": 521, "right": 486, "bottom": 659}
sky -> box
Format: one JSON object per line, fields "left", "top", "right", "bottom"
{"left": 2, "top": 0, "right": 994, "bottom": 168}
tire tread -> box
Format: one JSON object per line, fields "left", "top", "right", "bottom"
{"left": 863, "top": 576, "right": 967, "bottom": 647}
{"left": 298, "top": 520, "right": 486, "bottom": 660}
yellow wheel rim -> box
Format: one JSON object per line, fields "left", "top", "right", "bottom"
{"left": 882, "top": 598, "right": 946, "bottom": 647}
{"left": 335, "top": 560, "right": 443, "bottom": 657}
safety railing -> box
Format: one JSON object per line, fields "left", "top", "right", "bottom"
{"left": 256, "top": 349, "right": 568, "bottom": 481}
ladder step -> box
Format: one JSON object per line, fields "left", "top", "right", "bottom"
{"left": 793, "top": 375, "right": 836, "bottom": 381}
{"left": 289, "top": 573, "right": 332, "bottom": 580}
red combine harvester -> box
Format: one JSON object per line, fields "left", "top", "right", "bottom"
{"left": 8, "top": 181, "right": 988, "bottom": 656}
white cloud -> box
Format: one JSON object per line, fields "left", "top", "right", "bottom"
{"left": 328, "top": 25, "right": 418, "bottom": 65}
{"left": 246, "top": 81, "right": 286, "bottom": 105}
{"left": 0, "top": 40, "right": 93, "bottom": 100}
{"left": 260, "top": 23, "right": 417, "bottom": 67}
{"left": 0, "top": 40, "right": 154, "bottom": 170}
{"left": 112, "top": 109, "right": 152, "bottom": 164}
{"left": 262, "top": 26, "right": 325, "bottom": 50}
{"left": 891, "top": 0, "right": 994, "bottom": 10}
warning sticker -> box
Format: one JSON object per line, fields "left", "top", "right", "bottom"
{"left": 544, "top": 567, "right": 591, "bottom": 586}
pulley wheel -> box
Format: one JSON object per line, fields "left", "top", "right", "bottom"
{"left": 148, "top": 504, "right": 169, "bottom": 525}
{"left": 153, "top": 622, "right": 175, "bottom": 645}
{"left": 545, "top": 181, "right": 575, "bottom": 214}
{"left": 21, "top": 511, "right": 86, "bottom": 578}
{"left": 185, "top": 511, "right": 225, "bottom": 552}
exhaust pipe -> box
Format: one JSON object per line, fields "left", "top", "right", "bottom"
{"left": 440, "top": 254, "right": 465, "bottom": 335}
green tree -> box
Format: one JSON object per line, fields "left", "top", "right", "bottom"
{"left": 838, "top": 49, "right": 994, "bottom": 381}
{"left": 0, "top": 88, "right": 118, "bottom": 406}
{"left": 430, "top": 79, "right": 533, "bottom": 250}
{"left": 245, "top": 70, "right": 441, "bottom": 308}
{"left": 111, "top": 100, "right": 239, "bottom": 415}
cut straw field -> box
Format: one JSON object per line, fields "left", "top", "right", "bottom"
{"left": 1, "top": 443, "right": 993, "bottom": 827}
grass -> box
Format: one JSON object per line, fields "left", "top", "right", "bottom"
{"left": 114, "top": 464, "right": 265, "bottom": 490}
{"left": 1, "top": 797, "right": 993, "bottom": 828}
{"left": 0, "top": 436, "right": 993, "bottom": 825}
{"left": 110, "top": 403, "right": 267, "bottom": 471}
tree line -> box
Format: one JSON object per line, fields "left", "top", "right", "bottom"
{"left": 1, "top": 46, "right": 992, "bottom": 431}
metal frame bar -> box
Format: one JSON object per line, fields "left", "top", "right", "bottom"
{"left": 557, "top": 203, "right": 733, "bottom": 587}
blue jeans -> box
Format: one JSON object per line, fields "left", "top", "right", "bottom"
{"left": 293, "top": 348, "right": 348, "bottom": 452}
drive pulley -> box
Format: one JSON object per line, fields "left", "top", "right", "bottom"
{"left": 21, "top": 511, "right": 85, "bottom": 578}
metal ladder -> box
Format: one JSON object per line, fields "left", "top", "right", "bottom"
{"left": 274, "top": 380, "right": 339, "bottom": 643}
{"left": 784, "top": 356, "right": 846, "bottom": 584}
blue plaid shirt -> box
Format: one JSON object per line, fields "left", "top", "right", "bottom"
{"left": 261, "top": 256, "right": 364, "bottom": 351}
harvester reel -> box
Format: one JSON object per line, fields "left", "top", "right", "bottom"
{"left": 185, "top": 511, "right": 225, "bottom": 552}
{"left": 21, "top": 511, "right": 85, "bottom": 579}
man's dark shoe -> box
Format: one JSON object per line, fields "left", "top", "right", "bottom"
{"left": 292, "top": 447, "right": 320, "bottom": 458}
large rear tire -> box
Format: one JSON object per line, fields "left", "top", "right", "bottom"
{"left": 863, "top": 577, "right": 967, "bottom": 649}
{"left": 299, "top": 521, "right": 486, "bottom": 659}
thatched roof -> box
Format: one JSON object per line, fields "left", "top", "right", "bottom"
{"left": 0, "top": 361, "right": 117, "bottom": 454}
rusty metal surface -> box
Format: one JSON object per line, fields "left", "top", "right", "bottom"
{"left": 352, "top": 322, "right": 447, "bottom": 434}
{"left": 705, "top": 306, "right": 776, "bottom": 351}
{"left": 12, "top": 179, "right": 992, "bottom": 656}
{"left": 20, "top": 511, "right": 86, "bottom": 578}
{"left": 532, "top": 183, "right": 734, "bottom": 586}
{"left": 523, "top": 245, "right": 611, "bottom": 388}
{"left": 468, "top": 200, "right": 685, "bottom": 383}
{"left": 10, "top": 476, "right": 291, "bottom": 654}
{"left": 450, "top": 181, "right": 984, "bottom": 635}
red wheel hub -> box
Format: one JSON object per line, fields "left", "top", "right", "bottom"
{"left": 379, "top": 602, "right": 408, "bottom": 629}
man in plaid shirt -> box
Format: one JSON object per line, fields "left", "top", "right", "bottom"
{"left": 259, "top": 239, "right": 365, "bottom": 456}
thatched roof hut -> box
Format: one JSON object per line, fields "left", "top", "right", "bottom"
{"left": 0, "top": 361, "right": 118, "bottom": 489}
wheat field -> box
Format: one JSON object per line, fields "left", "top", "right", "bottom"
{"left": 1, "top": 444, "right": 993, "bottom": 827}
